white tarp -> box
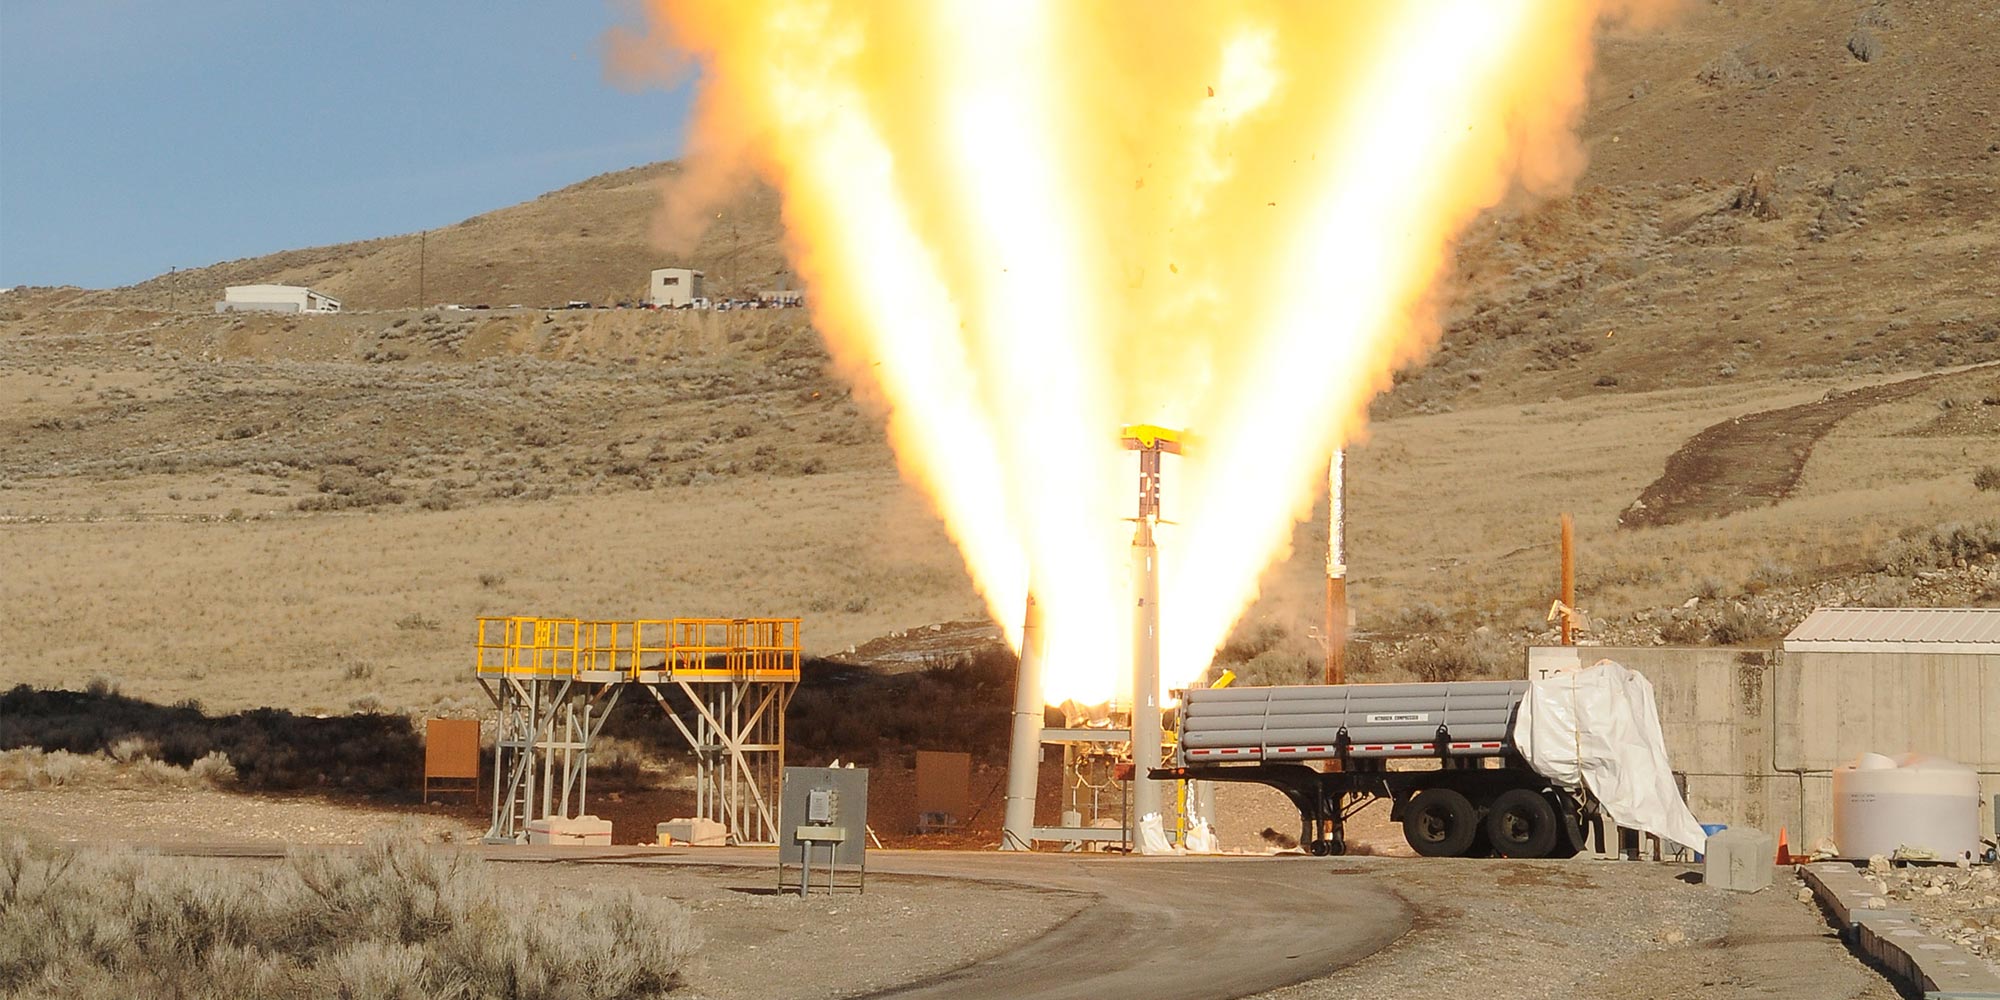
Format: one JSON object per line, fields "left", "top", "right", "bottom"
{"left": 1511, "top": 658, "right": 1708, "bottom": 854}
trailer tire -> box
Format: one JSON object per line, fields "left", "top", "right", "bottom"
{"left": 1403, "top": 788, "right": 1479, "bottom": 857}
{"left": 1485, "top": 788, "right": 1560, "bottom": 859}
{"left": 1308, "top": 833, "right": 1343, "bottom": 857}
{"left": 1546, "top": 793, "right": 1586, "bottom": 859}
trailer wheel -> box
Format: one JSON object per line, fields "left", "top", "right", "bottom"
{"left": 1308, "top": 830, "right": 1345, "bottom": 856}
{"left": 1485, "top": 788, "right": 1560, "bottom": 859}
{"left": 1545, "top": 792, "right": 1586, "bottom": 859}
{"left": 1402, "top": 788, "right": 1479, "bottom": 857}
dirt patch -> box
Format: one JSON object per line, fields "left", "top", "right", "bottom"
{"left": 1620, "top": 365, "right": 1999, "bottom": 528}
{"left": 1257, "top": 864, "right": 1899, "bottom": 1000}
{"left": 1495, "top": 862, "right": 1598, "bottom": 889}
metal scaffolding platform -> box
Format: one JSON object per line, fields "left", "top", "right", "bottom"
{"left": 475, "top": 616, "right": 800, "bottom": 845}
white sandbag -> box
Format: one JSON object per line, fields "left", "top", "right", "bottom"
{"left": 1512, "top": 658, "right": 1707, "bottom": 854}
{"left": 1136, "top": 812, "right": 1177, "bottom": 855}
{"left": 1183, "top": 819, "right": 1218, "bottom": 855}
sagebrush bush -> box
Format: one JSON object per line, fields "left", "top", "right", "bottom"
{"left": 1877, "top": 520, "right": 2000, "bottom": 575}
{"left": 1973, "top": 466, "right": 2000, "bottom": 492}
{"left": 1709, "top": 604, "right": 1778, "bottom": 646}
{"left": 0, "top": 746, "right": 234, "bottom": 791}
{"left": 0, "top": 830, "right": 697, "bottom": 999}
{"left": 0, "top": 685, "right": 421, "bottom": 793}
{"left": 1397, "top": 637, "right": 1501, "bottom": 683}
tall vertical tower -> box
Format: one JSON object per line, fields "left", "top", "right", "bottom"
{"left": 1000, "top": 592, "right": 1046, "bottom": 850}
{"left": 1120, "top": 425, "right": 1181, "bottom": 832}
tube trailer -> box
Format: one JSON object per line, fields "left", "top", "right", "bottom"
{"left": 1152, "top": 679, "right": 1593, "bottom": 858}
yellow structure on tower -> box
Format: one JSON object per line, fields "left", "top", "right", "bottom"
{"left": 474, "top": 616, "right": 800, "bottom": 845}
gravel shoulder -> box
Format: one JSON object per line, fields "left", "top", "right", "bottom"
{"left": 1260, "top": 859, "right": 1903, "bottom": 1000}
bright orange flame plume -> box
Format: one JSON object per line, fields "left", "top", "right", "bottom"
{"left": 619, "top": 1, "right": 1666, "bottom": 705}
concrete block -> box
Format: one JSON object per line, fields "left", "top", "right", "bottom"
{"left": 1704, "top": 825, "right": 1774, "bottom": 892}
{"left": 525, "top": 815, "right": 612, "bottom": 846}
{"left": 658, "top": 817, "right": 726, "bottom": 847}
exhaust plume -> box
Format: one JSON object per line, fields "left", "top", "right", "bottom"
{"left": 621, "top": 1, "right": 1665, "bottom": 705}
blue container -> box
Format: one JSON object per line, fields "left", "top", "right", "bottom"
{"left": 1694, "top": 823, "right": 1727, "bottom": 863}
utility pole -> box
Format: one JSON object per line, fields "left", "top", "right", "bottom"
{"left": 168, "top": 266, "right": 176, "bottom": 312}
{"left": 1559, "top": 513, "right": 1576, "bottom": 645}
{"left": 1325, "top": 448, "right": 1348, "bottom": 685}
{"left": 417, "top": 230, "right": 427, "bottom": 309}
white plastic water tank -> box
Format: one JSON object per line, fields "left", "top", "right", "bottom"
{"left": 1832, "top": 752, "right": 1981, "bottom": 861}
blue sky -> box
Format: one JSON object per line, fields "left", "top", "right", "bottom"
{"left": 0, "top": 2, "right": 695, "bottom": 288}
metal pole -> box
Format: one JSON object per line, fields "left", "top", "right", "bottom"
{"left": 1560, "top": 513, "right": 1576, "bottom": 646}
{"left": 1001, "top": 592, "right": 1046, "bottom": 850}
{"left": 1131, "top": 513, "right": 1164, "bottom": 839}
{"left": 1325, "top": 448, "right": 1348, "bottom": 685}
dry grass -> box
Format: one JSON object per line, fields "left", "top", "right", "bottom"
{"left": 6, "top": 361, "right": 1999, "bottom": 711}
{"left": 0, "top": 830, "right": 697, "bottom": 999}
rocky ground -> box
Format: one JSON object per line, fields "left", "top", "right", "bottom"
{"left": 1857, "top": 856, "right": 2000, "bottom": 975}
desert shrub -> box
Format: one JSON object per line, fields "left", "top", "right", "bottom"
{"left": 1696, "top": 48, "right": 1780, "bottom": 88}
{"left": 0, "top": 747, "right": 232, "bottom": 791}
{"left": 1973, "top": 466, "right": 2000, "bottom": 492}
{"left": 1877, "top": 520, "right": 2000, "bottom": 575}
{"left": 1342, "top": 639, "right": 1380, "bottom": 676}
{"left": 395, "top": 612, "right": 441, "bottom": 632}
{"left": 1387, "top": 601, "right": 1447, "bottom": 635}
{"left": 1396, "top": 637, "right": 1501, "bottom": 683}
{"left": 1691, "top": 576, "right": 1727, "bottom": 601}
{"left": 1231, "top": 644, "right": 1317, "bottom": 687}
{"left": 0, "top": 831, "right": 697, "bottom": 999}
{"left": 308, "top": 466, "right": 406, "bottom": 509}
{"left": 1709, "top": 604, "right": 1778, "bottom": 646}
{"left": 107, "top": 735, "right": 159, "bottom": 764}
{"left": 1856, "top": 575, "right": 1914, "bottom": 608}
{"left": 1749, "top": 558, "right": 1797, "bottom": 589}
{"left": 0, "top": 685, "right": 421, "bottom": 794}
{"left": 1659, "top": 617, "right": 1706, "bottom": 645}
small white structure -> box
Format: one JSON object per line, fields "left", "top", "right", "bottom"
{"left": 648, "top": 267, "right": 705, "bottom": 308}
{"left": 217, "top": 284, "right": 341, "bottom": 314}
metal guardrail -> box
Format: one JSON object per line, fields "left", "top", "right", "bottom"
{"left": 475, "top": 616, "right": 801, "bottom": 682}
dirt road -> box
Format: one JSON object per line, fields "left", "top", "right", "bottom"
{"left": 1620, "top": 364, "right": 1998, "bottom": 528}
{"left": 505, "top": 847, "right": 1410, "bottom": 1000}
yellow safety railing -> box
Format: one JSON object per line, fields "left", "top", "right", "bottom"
{"left": 476, "top": 616, "right": 801, "bottom": 682}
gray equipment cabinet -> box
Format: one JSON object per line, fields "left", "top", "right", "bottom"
{"left": 777, "top": 766, "right": 868, "bottom": 896}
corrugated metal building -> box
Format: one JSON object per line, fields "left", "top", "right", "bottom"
{"left": 1531, "top": 607, "right": 1999, "bottom": 849}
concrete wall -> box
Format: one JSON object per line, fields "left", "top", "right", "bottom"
{"left": 1776, "top": 650, "right": 1998, "bottom": 848}
{"left": 1527, "top": 645, "right": 1998, "bottom": 849}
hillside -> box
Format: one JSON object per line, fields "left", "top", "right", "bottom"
{"left": 1, "top": 0, "right": 1998, "bottom": 713}
{"left": 34, "top": 164, "right": 790, "bottom": 314}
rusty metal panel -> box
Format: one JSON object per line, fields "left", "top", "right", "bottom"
{"left": 914, "top": 750, "right": 971, "bottom": 829}
{"left": 425, "top": 718, "right": 481, "bottom": 780}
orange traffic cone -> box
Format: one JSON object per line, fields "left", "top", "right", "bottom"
{"left": 1776, "top": 826, "right": 1792, "bottom": 865}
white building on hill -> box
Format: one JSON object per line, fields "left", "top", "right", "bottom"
{"left": 218, "top": 284, "right": 342, "bottom": 314}
{"left": 649, "top": 267, "right": 704, "bottom": 308}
